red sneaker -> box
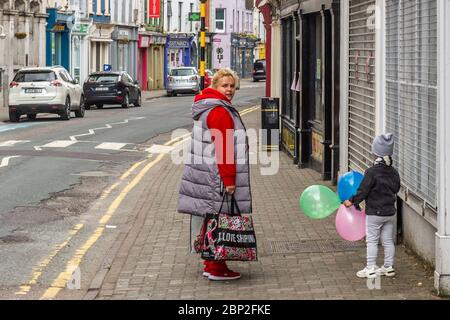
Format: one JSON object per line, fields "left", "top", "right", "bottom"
{"left": 208, "top": 262, "right": 241, "bottom": 281}
{"left": 202, "top": 260, "right": 212, "bottom": 277}
{"left": 202, "top": 261, "right": 227, "bottom": 277}
{"left": 208, "top": 269, "right": 241, "bottom": 281}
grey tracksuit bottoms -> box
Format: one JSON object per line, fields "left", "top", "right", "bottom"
{"left": 366, "top": 215, "right": 396, "bottom": 268}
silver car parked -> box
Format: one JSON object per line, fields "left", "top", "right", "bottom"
{"left": 166, "top": 67, "right": 200, "bottom": 97}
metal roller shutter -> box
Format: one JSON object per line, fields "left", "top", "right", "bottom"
{"left": 347, "top": 0, "right": 376, "bottom": 173}
{"left": 385, "top": 0, "right": 438, "bottom": 207}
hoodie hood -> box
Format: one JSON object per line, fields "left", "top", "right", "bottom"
{"left": 192, "top": 88, "right": 233, "bottom": 120}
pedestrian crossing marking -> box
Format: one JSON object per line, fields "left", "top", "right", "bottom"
{"left": 41, "top": 140, "right": 78, "bottom": 148}
{"left": 0, "top": 155, "right": 21, "bottom": 168}
{"left": 95, "top": 142, "right": 127, "bottom": 151}
{"left": 146, "top": 144, "right": 175, "bottom": 154}
{"left": 0, "top": 140, "right": 30, "bottom": 147}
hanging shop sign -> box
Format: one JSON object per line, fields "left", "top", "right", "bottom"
{"left": 148, "top": 0, "right": 161, "bottom": 18}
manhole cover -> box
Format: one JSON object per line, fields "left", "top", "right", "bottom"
{"left": 0, "top": 235, "right": 32, "bottom": 244}
{"left": 263, "top": 239, "right": 365, "bottom": 255}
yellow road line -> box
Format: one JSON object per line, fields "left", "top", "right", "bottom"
{"left": 120, "top": 160, "right": 145, "bottom": 180}
{"left": 15, "top": 223, "right": 85, "bottom": 296}
{"left": 39, "top": 105, "right": 260, "bottom": 299}
{"left": 41, "top": 154, "right": 166, "bottom": 300}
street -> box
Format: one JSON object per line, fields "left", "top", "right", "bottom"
{"left": 0, "top": 82, "right": 264, "bottom": 299}
{"left": 0, "top": 80, "right": 441, "bottom": 301}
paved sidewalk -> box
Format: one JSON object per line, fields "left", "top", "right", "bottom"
{"left": 143, "top": 90, "right": 167, "bottom": 101}
{"left": 0, "top": 106, "right": 8, "bottom": 122}
{"left": 90, "top": 105, "right": 441, "bottom": 300}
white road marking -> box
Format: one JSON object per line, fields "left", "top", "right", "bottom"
{"left": 69, "top": 117, "right": 146, "bottom": 141}
{"left": 0, "top": 156, "right": 21, "bottom": 168}
{"left": 41, "top": 140, "right": 78, "bottom": 148}
{"left": 95, "top": 142, "right": 127, "bottom": 151}
{"left": 146, "top": 144, "right": 175, "bottom": 154}
{"left": 0, "top": 140, "right": 30, "bottom": 147}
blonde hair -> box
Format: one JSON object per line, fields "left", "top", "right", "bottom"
{"left": 211, "top": 68, "right": 239, "bottom": 89}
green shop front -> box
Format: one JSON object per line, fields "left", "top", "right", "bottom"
{"left": 280, "top": 0, "right": 340, "bottom": 183}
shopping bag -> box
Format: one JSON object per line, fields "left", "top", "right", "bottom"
{"left": 201, "top": 194, "right": 257, "bottom": 261}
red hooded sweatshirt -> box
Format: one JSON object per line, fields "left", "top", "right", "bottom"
{"left": 194, "top": 88, "right": 236, "bottom": 187}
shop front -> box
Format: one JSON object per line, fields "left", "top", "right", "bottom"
{"left": 231, "top": 34, "right": 257, "bottom": 79}
{"left": 138, "top": 33, "right": 166, "bottom": 91}
{"left": 164, "top": 34, "right": 195, "bottom": 88}
{"left": 89, "top": 23, "right": 113, "bottom": 73}
{"left": 71, "top": 21, "right": 91, "bottom": 83}
{"left": 112, "top": 26, "right": 138, "bottom": 79}
{"left": 46, "top": 8, "right": 74, "bottom": 70}
{"left": 280, "top": 0, "right": 340, "bottom": 182}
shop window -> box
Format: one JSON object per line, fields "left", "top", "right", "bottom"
{"left": 281, "top": 17, "right": 294, "bottom": 119}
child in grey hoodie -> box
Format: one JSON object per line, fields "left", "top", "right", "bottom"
{"left": 344, "top": 134, "right": 401, "bottom": 278}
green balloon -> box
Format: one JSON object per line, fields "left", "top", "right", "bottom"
{"left": 300, "top": 185, "right": 341, "bottom": 219}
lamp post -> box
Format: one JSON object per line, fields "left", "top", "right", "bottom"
{"left": 199, "top": 0, "right": 206, "bottom": 91}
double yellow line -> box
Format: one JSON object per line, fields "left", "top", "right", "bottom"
{"left": 33, "top": 106, "right": 258, "bottom": 299}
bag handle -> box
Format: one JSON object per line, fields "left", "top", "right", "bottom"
{"left": 231, "top": 195, "right": 242, "bottom": 216}
{"left": 218, "top": 192, "right": 231, "bottom": 214}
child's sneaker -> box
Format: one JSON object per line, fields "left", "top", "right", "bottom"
{"left": 356, "top": 266, "right": 378, "bottom": 278}
{"left": 377, "top": 266, "right": 396, "bottom": 277}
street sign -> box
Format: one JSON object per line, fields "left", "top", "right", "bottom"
{"left": 103, "top": 64, "right": 112, "bottom": 72}
{"left": 189, "top": 12, "right": 201, "bottom": 21}
{"left": 216, "top": 47, "right": 223, "bottom": 54}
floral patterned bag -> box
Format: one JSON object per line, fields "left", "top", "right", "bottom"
{"left": 200, "top": 194, "right": 257, "bottom": 261}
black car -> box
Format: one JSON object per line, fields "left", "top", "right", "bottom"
{"left": 83, "top": 71, "right": 141, "bottom": 109}
{"left": 252, "top": 59, "right": 266, "bottom": 82}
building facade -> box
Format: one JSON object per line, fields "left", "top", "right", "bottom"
{"left": 253, "top": 0, "right": 265, "bottom": 60}
{"left": 69, "top": 0, "right": 92, "bottom": 84}
{"left": 211, "top": 0, "right": 255, "bottom": 78}
{"left": 163, "top": 0, "right": 199, "bottom": 88}
{"left": 110, "top": 0, "right": 138, "bottom": 79}
{"left": 340, "top": 0, "right": 450, "bottom": 295}
{"left": 0, "top": 0, "right": 47, "bottom": 110}
{"left": 138, "top": 0, "right": 166, "bottom": 91}
{"left": 265, "top": 0, "right": 450, "bottom": 295}
{"left": 88, "top": 0, "right": 113, "bottom": 74}
{"left": 273, "top": 0, "right": 341, "bottom": 183}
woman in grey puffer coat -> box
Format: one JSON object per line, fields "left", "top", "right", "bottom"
{"left": 177, "top": 68, "right": 252, "bottom": 281}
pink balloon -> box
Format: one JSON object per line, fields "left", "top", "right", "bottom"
{"left": 335, "top": 205, "right": 366, "bottom": 242}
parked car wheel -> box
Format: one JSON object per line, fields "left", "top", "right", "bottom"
{"left": 60, "top": 97, "right": 71, "bottom": 121}
{"left": 134, "top": 93, "right": 142, "bottom": 107}
{"left": 75, "top": 96, "right": 85, "bottom": 118}
{"left": 9, "top": 112, "right": 20, "bottom": 123}
{"left": 96, "top": 104, "right": 104, "bottom": 109}
{"left": 85, "top": 103, "right": 91, "bottom": 110}
{"left": 27, "top": 114, "right": 37, "bottom": 120}
{"left": 122, "top": 93, "right": 130, "bottom": 108}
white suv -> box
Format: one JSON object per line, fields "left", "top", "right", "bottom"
{"left": 8, "top": 66, "right": 85, "bottom": 122}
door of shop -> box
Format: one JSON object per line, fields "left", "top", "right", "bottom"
{"left": 302, "top": 12, "right": 332, "bottom": 180}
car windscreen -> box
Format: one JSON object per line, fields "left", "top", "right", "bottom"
{"left": 254, "top": 62, "right": 265, "bottom": 70}
{"left": 170, "top": 69, "right": 195, "bottom": 76}
{"left": 87, "top": 75, "right": 119, "bottom": 83}
{"left": 14, "top": 71, "right": 56, "bottom": 82}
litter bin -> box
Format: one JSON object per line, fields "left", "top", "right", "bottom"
{"left": 261, "top": 97, "right": 280, "bottom": 151}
